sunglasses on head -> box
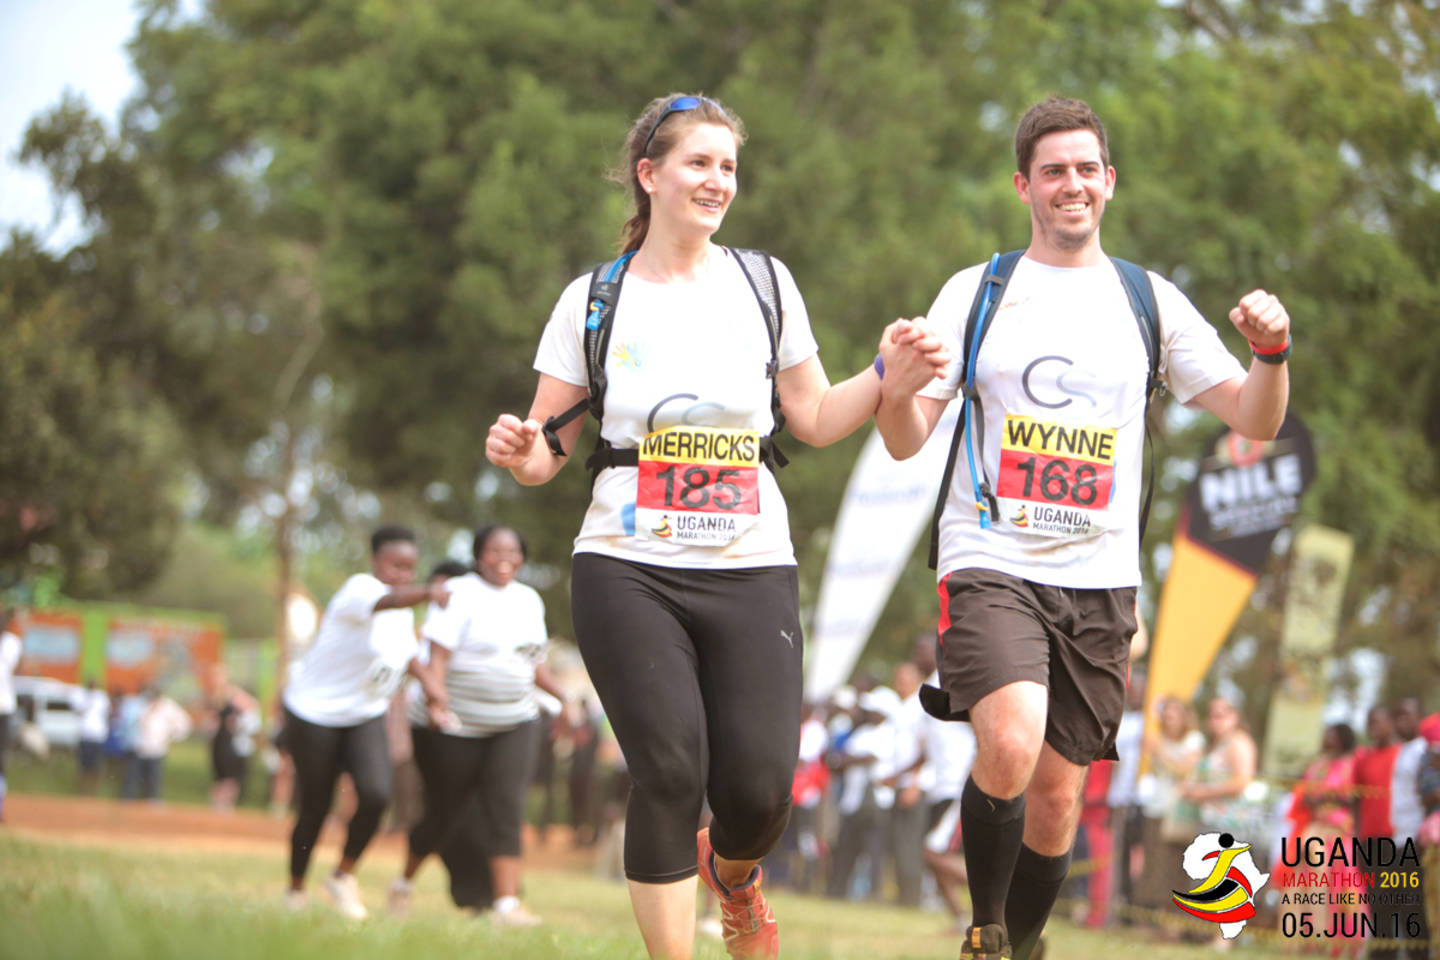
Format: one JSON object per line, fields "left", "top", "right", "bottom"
{"left": 641, "top": 96, "right": 715, "bottom": 157}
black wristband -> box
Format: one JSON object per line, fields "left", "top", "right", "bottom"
{"left": 1250, "top": 337, "right": 1291, "bottom": 365}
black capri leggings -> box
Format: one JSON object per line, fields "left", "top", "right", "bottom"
{"left": 407, "top": 718, "right": 541, "bottom": 861}
{"left": 283, "top": 707, "right": 392, "bottom": 881}
{"left": 571, "top": 553, "right": 804, "bottom": 883}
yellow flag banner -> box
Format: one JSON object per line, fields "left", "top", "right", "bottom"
{"left": 1147, "top": 414, "right": 1316, "bottom": 710}
{"left": 1261, "top": 524, "right": 1354, "bottom": 778}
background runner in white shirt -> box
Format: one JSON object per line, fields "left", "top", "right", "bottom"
{"left": 0, "top": 609, "right": 20, "bottom": 823}
{"left": 486, "top": 92, "right": 947, "bottom": 960}
{"left": 279, "top": 525, "right": 448, "bottom": 920}
{"left": 874, "top": 95, "right": 1292, "bottom": 960}
{"left": 388, "top": 524, "right": 568, "bottom": 926}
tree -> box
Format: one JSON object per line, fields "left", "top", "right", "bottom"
{"left": 12, "top": 0, "right": 1438, "bottom": 693}
{"left": 0, "top": 233, "right": 182, "bottom": 595}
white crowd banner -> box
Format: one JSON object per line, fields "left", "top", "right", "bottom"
{"left": 804, "top": 400, "right": 959, "bottom": 699}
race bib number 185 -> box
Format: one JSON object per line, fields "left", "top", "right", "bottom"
{"left": 996, "top": 414, "right": 1117, "bottom": 539}
{"left": 635, "top": 425, "right": 762, "bottom": 546}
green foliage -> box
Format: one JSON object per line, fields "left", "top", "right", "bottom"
{"left": 120, "top": 525, "right": 280, "bottom": 639}
{"left": 6, "top": 0, "right": 1439, "bottom": 682}
{"left": 0, "top": 234, "right": 183, "bottom": 595}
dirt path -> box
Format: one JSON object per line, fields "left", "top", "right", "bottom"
{"left": 2, "top": 792, "right": 596, "bottom": 869}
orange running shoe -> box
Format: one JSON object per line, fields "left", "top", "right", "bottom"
{"left": 696, "top": 828, "right": 779, "bottom": 959}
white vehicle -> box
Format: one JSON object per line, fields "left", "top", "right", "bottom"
{"left": 11, "top": 676, "right": 84, "bottom": 750}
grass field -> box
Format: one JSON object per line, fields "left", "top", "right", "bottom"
{"left": 0, "top": 823, "right": 1307, "bottom": 960}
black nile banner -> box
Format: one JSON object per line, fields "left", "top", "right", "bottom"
{"left": 1183, "top": 412, "right": 1317, "bottom": 575}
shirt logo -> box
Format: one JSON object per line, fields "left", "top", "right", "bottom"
{"left": 614, "top": 341, "right": 649, "bottom": 370}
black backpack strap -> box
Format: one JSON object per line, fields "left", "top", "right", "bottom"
{"left": 1110, "top": 257, "right": 1164, "bottom": 543}
{"left": 728, "top": 247, "right": 789, "bottom": 469}
{"left": 563, "top": 247, "right": 790, "bottom": 482}
{"left": 541, "top": 252, "right": 634, "bottom": 458}
{"left": 927, "top": 251, "right": 1023, "bottom": 570}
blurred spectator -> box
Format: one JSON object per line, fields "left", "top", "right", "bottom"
{"left": 101, "top": 688, "right": 128, "bottom": 787}
{"left": 1106, "top": 674, "right": 1148, "bottom": 923}
{"left": 1179, "top": 696, "right": 1258, "bottom": 835}
{"left": 1414, "top": 731, "right": 1440, "bottom": 947}
{"left": 1077, "top": 760, "right": 1114, "bottom": 928}
{"left": 827, "top": 686, "right": 897, "bottom": 900}
{"left": 532, "top": 697, "right": 562, "bottom": 844}
{"left": 1292, "top": 723, "right": 1358, "bottom": 838}
{"left": 883, "top": 663, "right": 928, "bottom": 907}
{"left": 117, "top": 688, "right": 148, "bottom": 798}
{"left": 1353, "top": 706, "right": 1399, "bottom": 954}
{"left": 1137, "top": 696, "right": 1204, "bottom": 920}
{"left": 280, "top": 525, "right": 444, "bottom": 919}
{"left": 391, "top": 524, "right": 562, "bottom": 927}
{"left": 568, "top": 697, "right": 602, "bottom": 847}
{"left": 766, "top": 700, "right": 827, "bottom": 889}
{"left": 591, "top": 706, "right": 629, "bottom": 883}
{"left": 920, "top": 687, "right": 976, "bottom": 935}
{"left": 207, "top": 664, "right": 260, "bottom": 812}
{"left": 0, "top": 609, "right": 21, "bottom": 822}
{"left": 787, "top": 701, "right": 830, "bottom": 892}
{"left": 385, "top": 686, "right": 422, "bottom": 832}
{"left": 1388, "top": 698, "right": 1429, "bottom": 958}
{"left": 73, "top": 678, "right": 111, "bottom": 795}
{"left": 388, "top": 559, "right": 471, "bottom": 835}
{"left": 127, "top": 685, "right": 193, "bottom": 802}
{"left": 1282, "top": 723, "right": 1359, "bottom": 952}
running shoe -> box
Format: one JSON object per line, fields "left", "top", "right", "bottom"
{"left": 283, "top": 889, "right": 308, "bottom": 912}
{"left": 491, "top": 902, "right": 543, "bottom": 927}
{"left": 696, "top": 827, "right": 779, "bottom": 959}
{"left": 322, "top": 872, "right": 368, "bottom": 920}
{"left": 959, "top": 923, "right": 1011, "bottom": 960}
{"left": 386, "top": 876, "right": 413, "bottom": 917}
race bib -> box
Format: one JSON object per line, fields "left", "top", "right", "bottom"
{"left": 995, "top": 414, "right": 1117, "bottom": 539}
{"left": 635, "top": 425, "right": 762, "bottom": 546}
{"left": 364, "top": 657, "right": 407, "bottom": 699}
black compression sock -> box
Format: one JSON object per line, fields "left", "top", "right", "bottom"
{"left": 1005, "top": 843, "right": 1072, "bottom": 960}
{"left": 959, "top": 775, "right": 1027, "bottom": 931}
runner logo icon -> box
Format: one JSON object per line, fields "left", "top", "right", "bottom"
{"left": 1173, "top": 832, "right": 1270, "bottom": 940}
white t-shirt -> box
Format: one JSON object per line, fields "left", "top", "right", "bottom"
{"left": 1391, "top": 736, "right": 1427, "bottom": 840}
{"left": 533, "top": 247, "right": 819, "bottom": 568}
{"left": 411, "top": 573, "right": 548, "bottom": 737}
{"left": 838, "top": 722, "right": 885, "bottom": 816}
{"left": 919, "top": 671, "right": 977, "bottom": 801}
{"left": 920, "top": 257, "right": 1246, "bottom": 588}
{"left": 284, "top": 573, "right": 419, "bottom": 727}
{"left": 75, "top": 688, "right": 111, "bottom": 742}
{"left": 0, "top": 631, "right": 20, "bottom": 715}
{"left": 1107, "top": 707, "right": 1150, "bottom": 807}
{"left": 135, "top": 696, "right": 192, "bottom": 758}
{"left": 798, "top": 716, "right": 828, "bottom": 765}
{"left": 890, "top": 691, "right": 927, "bottom": 791}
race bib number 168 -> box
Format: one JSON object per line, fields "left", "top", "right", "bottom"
{"left": 995, "top": 414, "right": 1117, "bottom": 539}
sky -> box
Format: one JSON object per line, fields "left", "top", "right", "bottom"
{"left": 1, "top": 0, "right": 141, "bottom": 251}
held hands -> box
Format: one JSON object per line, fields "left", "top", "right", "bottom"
{"left": 878, "top": 318, "right": 951, "bottom": 396}
{"left": 486, "top": 413, "right": 544, "bottom": 470}
{"left": 427, "top": 582, "right": 451, "bottom": 610}
{"left": 1228, "top": 289, "right": 1290, "bottom": 351}
{"left": 427, "top": 700, "right": 461, "bottom": 733}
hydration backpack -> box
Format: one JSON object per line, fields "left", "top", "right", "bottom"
{"left": 542, "top": 247, "right": 790, "bottom": 480}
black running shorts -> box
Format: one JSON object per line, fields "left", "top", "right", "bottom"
{"left": 922, "top": 567, "right": 1136, "bottom": 765}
